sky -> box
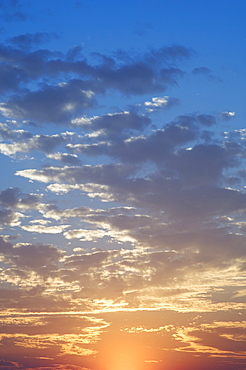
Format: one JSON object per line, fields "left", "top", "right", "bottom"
{"left": 0, "top": 0, "right": 246, "bottom": 369}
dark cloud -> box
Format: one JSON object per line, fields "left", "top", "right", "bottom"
{"left": 47, "top": 152, "right": 82, "bottom": 165}
{"left": 0, "top": 44, "right": 192, "bottom": 121}
{"left": 0, "top": 80, "right": 96, "bottom": 123}
{"left": 0, "top": 209, "right": 22, "bottom": 227}
{"left": 0, "top": 236, "right": 63, "bottom": 276}
{"left": 0, "top": 187, "right": 40, "bottom": 209}
{"left": 165, "top": 143, "right": 238, "bottom": 187}
{"left": 16, "top": 163, "right": 135, "bottom": 186}
{"left": 196, "top": 114, "right": 217, "bottom": 126}
{"left": 69, "top": 115, "right": 199, "bottom": 162}
{"left": 0, "top": 64, "right": 25, "bottom": 93}
{"left": 0, "top": 188, "right": 42, "bottom": 229}
{"left": 192, "top": 66, "right": 221, "bottom": 82}
{"left": 66, "top": 45, "right": 84, "bottom": 62}
{"left": 0, "top": 131, "right": 74, "bottom": 157}
{"left": 16, "top": 147, "right": 245, "bottom": 225}
{"left": 72, "top": 111, "right": 151, "bottom": 139}
{"left": 144, "top": 45, "right": 194, "bottom": 65}
{"left": 7, "top": 32, "right": 59, "bottom": 50}
{"left": 0, "top": 0, "right": 28, "bottom": 22}
{"left": 95, "top": 61, "right": 156, "bottom": 94}
{"left": 0, "top": 123, "right": 32, "bottom": 141}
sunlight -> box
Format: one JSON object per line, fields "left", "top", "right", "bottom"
{"left": 99, "top": 335, "right": 148, "bottom": 370}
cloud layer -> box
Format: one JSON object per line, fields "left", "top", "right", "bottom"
{"left": 0, "top": 18, "right": 245, "bottom": 370}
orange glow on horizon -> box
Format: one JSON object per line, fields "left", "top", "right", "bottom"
{"left": 97, "top": 334, "right": 152, "bottom": 370}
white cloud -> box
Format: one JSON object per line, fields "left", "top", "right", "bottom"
{"left": 22, "top": 224, "right": 69, "bottom": 234}
{"left": 144, "top": 96, "right": 179, "bottom": 111}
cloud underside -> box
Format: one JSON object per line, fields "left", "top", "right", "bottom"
{"left": 0, "top": 43, "right": 192, "bottom": 123}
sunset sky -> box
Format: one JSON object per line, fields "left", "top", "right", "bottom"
{"left": 0, "top": 1, "right": 246, "bottom": 369}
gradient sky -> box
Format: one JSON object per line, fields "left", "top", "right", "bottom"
{"left": 0, "top": 1, "right": 246, "bottom": 370}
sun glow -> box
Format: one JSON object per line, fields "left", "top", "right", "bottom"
{"left": 98, "top": 335, "right": 149, "bottom": 370}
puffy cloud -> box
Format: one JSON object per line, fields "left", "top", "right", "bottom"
{"left": 66, "top": 114, "right": 219, "bottom": 170}
{"left": 72, "top": 111, "right": 151, "bottom": 139}
{"left": 0, "top": 187, "right": 40, "bottom": 209}
{"left": 46, "top": 152, "right": 81, "bottom": 165}
{"left": 15, "top": 141, "right": 245, "bottom": 223}
{"left": 0, "top": 81, "right": 96, "bottom": 124}
{"left": 144, "top": 96, "right": 180, "bottom": 112}
{"left": 0, "top": 43, "right": 191, "bottom": 120}
{"left": 68, "top": 115, "right": 197, "bottom": 162}
{"left": 0, "top": 209, "right": 23, "bottom": 227}
{"left": 0, "top": 125, "right": 81, "bottom": 158}
{"left": 0, "top": 237, "right": 64, "bottom": 278}
{"left": 92, "top": 45, "right": 192, "bottom": 95}
{"left": 0, "top": 122, "right": 32, "bottom": 141}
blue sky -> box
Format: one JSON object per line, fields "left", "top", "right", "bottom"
{"left": 0, "top": 1, "right": 246, "bottom": 370}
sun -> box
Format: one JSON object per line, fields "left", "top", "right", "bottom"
{"left": 105, "top": 346, "right": 142, "bottom": 370}
{"left": 98, "top": 333, "right": 149, "bottom": 370}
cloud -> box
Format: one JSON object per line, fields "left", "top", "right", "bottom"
{"left": 0, "top": 122, "right": 32, "bottom": 141}
{"left": 0, "top": 236, "right": 64, "bottom": 276}
{"left": 0, "top": 44, "right": 191, "bottom": 113}
{"left": 92, "top": 45, "right": 192, "bottom": 94}
{"left": 47, "top": 152, "right": 81, "bottom": 165}
{"left": 0, "top": 81, "right": 96, "bottom": 124}
{"left": 22, "top": 224, "right": 69, "bottom": 234}
{"left": 144, "top": 96, "right": 180, "bottom": 112}
{"left": 0, "top": 209, "right": 23, "bottom": 227}
{"left": 0, "top": 125, "right": 82, "bottom": 159}
{"left": 64, "top": 228, "right": 108, "bottom": 241}
{"left": 68, "top": 114, "right": 208, "bottom": 163}
{"left": 16, "top": 142, "right": 244, "bottom": 223}
{"left": 0, "top": 133, "right": 71, "bottom": 157}
{"left": 192, "top": 66, "right": 213, "bottom": 76}
{"left": 195, "top": 114, "right": 217, "bottom": 126}
{"left": 175, "top": 321, "right": 246, "bottom": 357}
{"left": 0, "top": 187, "right": 40, "bottom": 209}
{"left": 0, "top": 0, "right": 28, "bottom": 22}
{"left": 221, "top": 111, "right": 236, "bottom": 120}
{"left": 143, "top": 45, "right": 194, "bottom": 64}
{"left": 192, "top": 66, "right": 221, "bottom": 81}
{"left": 15, "top": 163, "right": 135, "bottom": 185}
{"left": 0, "top": 38, "right": 245, "bottom": 370}
{"left": 7, "top": 32, "right": 59, "bottom": 50}
{"left": 72, "top": 111, "right": 151, "bottom": 139}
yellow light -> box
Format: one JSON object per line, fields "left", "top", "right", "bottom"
{"left": 98, "top": 334, "right": 147, "bottom": 370}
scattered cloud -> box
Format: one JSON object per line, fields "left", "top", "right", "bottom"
{"left": 7, "top": 32, "right": 59, "bottom": 50}
{"left": 221, "top": 111, "right": 236, "bottom": 120}
{"left": 192, "top": 66, "right": 221, "bottom": 81}
{"left": 0, "top": 9, "right": 245, "bottom": 368}
{"left": 144, "top": 96, "right": 180, "bottom": 112}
